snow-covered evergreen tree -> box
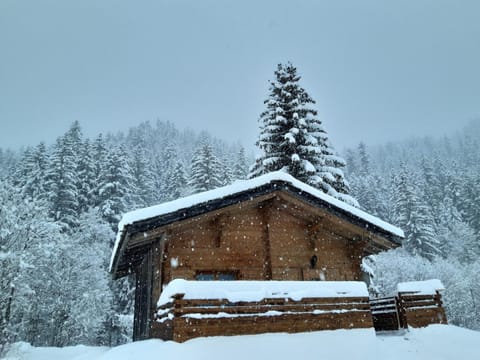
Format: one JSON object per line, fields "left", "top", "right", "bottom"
{"left": 391, "top": 165, "right": 440, "bottom": 260}
{"left": 44, "top": 133, "right": 80, "bottom": 231}
{"left": 232, "top": 146, "right": 248, "bottom": 180}
{"left": 249, "top": 62, "right": 356, "bottom": 205}
{"left": 129, "top": 144, "right": 155, "bottom": 208}
{"left": 461, "top": 172, "right": 480, "bottom": 241}
{"left": 77, "top": 139, "right": 96, "bottom": 213}
{"left": 155, "top": 144, "right": 179, "bottom": 201}
{"left": 357, "top": 142, "right": 370, "bottom": 176}
{"left": 219, "top": 157, "right": 233, "bottom": 186}
{"left": 66, "top": 209, "right": 115, "bottom": 346}
{"left": 89, "top": 134, "right": 108, "bottom": 208}
{"left": 0, "top": 179, "right": 22, "bottom": 353}
{"left": 97, "top": 145, "right": 132, "bottom": 231}
{"left": 437, "top": 196, "right": 478, "bottom": 262}
{"left": 0, "top": 148, "right": 17, "bottom": 179}
{"left": 13, "top": 143, "right": 49, "bottom": 201}
{"left": 164, "top": 161, "right": 187, "bottom": 200}
{"left": 188, "top": 142, "right": 224, "bottom": 194}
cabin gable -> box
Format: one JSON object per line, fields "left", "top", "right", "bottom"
{"left": 143, "top": 192, "right": 380, "bottom": 294}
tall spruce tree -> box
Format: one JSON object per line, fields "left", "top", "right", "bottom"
{"left": 232, "top": 146, "right": 248, "bottom": 180}
{"left": 44, "top": 134, "right": 80, "bottom": 232}
{"left": 76, "top": 139, "right": 96, "bottom": 213}
{"left": 462, "top": 172, "right": 480, "bottom": 241}
{"left": 12, "top": 143, "right": 48, "bottom": 201}
{"left": 155, "top": 144, "right": 178, "bottom": 201}
{"left": 392, "top": 165, "right": 440, "bottom": 260}
{"left": 129, "top": 144, "right": 155, "bottom": 208}
{"left": 249, "top": 62, "right": 356, "bottom": 205}
{"left": 188, "top": 142, "right": 224, "bottom": 194}
{"left": 357, "top": 142, "right": 370, "bottom": 176}
{"left": 90, "top": 134, "right": 108, "bottom": 208}
{"left": 97, "top": 145, "right": 132, "bottom": 231}
{"left": 164, "top": 161, "right": 187, "bottom": 200}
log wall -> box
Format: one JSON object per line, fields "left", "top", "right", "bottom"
{"left": 159, "top": 198, "right": 364, "bottom": 286}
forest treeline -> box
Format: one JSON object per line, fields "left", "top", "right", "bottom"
{"left": 0, "top": 120, "right": 248, "bottom": 350}
{"left": 1, "top": 66, "right": 480, "bottom": 351}
{"left": 1, "top": 118, "right": 480, "bottom": 351}
{"left": 347, "top": 120, "right": 480, "bottom": 330}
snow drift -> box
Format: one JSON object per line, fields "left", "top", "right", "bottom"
{"left": 4, "top": 325, "right": 479, "bottom": 360}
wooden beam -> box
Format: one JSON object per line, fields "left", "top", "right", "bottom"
{"left": 152, "top": 235, "right": 165, "bottom": 310}
{"left": 260, "top": 200, "right": 273, "bottom": 280}
{"left": 209, "top": 213, "right": 230, "bottom": 248}
{"left": 133, "top": 248, "right": 153, "bottom": 341}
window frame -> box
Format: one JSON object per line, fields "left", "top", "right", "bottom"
{"left": 195, "top": 270, "right": 238, "bottom": 281}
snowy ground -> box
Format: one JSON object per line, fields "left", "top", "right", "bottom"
{"left": 4, "top": 325, "right": 479, "bottom": 360}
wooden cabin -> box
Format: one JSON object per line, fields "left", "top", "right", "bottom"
{"left": 110, "top": 172, "right": 404, "bottom": 341}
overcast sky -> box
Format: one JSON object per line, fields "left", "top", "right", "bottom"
{"left": 1, "top": 0, "right": 480, "bottom": 151}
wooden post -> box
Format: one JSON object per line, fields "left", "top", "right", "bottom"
{"left": 173, "top": 294, "right": 185, "bottom": 318}
{"left": 260, "top": 202, "right": 273, "bottom": 280}
{"left": 396, "top": 294, "right": 407, "bottom": 329}
{"left": 133, "top": 250, "right": 153, "bottom": 341}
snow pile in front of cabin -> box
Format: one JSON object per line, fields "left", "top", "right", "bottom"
{"left": 5, "top": 325, "right": 480, "bottom": 360}
{"left": 157, "top": 279, "right": 369, "bottom": 306}
{"left": 397, "top": 279, "right": 445, "bottom": 295}
{"left": 110, "top": 171, "right": 404, "bottom": 271}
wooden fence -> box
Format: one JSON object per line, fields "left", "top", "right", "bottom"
{"left": 152, "top": 294, "right": 373, "bottom": 342}
{"left": 151, "top": 291, "right": 447, "bottom": 342}
{"left": 370, "top": 291, "right": 447, "bottom": 331}
{"left": 370, "top": 296, "right": 404, "bottom": 331}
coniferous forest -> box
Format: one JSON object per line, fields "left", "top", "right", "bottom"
{"left": 1, "top": 64, "right": 480, "bottom": 351}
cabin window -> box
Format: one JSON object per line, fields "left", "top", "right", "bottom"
{"left": 196, "top": 273, "right": 215, "bottom": 281}
{"left": 195, "top": 271, "right": 238, "bottom": 280}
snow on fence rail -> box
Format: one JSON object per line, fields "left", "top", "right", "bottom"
{"left": 157, "top": 279, "right": 369, "bottom": 306}
{"left": 397, "top": 279, "right": 445, "bottom": 295}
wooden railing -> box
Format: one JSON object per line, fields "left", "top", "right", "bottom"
{"left": 370, "top": 291, "right": 447, "bottom": 331}
{"left": 398, "top": 292, "right": 447, "bottom": 328}
{"left": 152, "top": 291, "right": 447, "bottom": 341}
{"left": 370, "top": 296, "right": 404, "bottom": 331}
{"left": 153, "top": 294, "right": 373, "bottom": 342}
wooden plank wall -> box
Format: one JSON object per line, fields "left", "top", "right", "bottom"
{"left": 163, "top": 206, "right": 268, "bottom": 282}
{"left": 159, "top": 199, "right": 364, "bottom": 285}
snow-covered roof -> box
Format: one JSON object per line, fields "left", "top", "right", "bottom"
{"left": 110, "top": 171, "right": 404, "bottom": 273}
{"left": 157, "top": 279, "right": 369, "bottom": 307}
{"left": 397, "top": 279, "right": 445, "bottom": 295}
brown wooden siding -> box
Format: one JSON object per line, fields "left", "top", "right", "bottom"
{"left": 159, "top": 198, "right": 365, "bottom": 286}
